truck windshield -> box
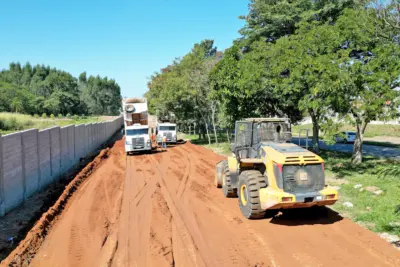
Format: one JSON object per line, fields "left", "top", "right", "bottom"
{"left": 126, "top": 129, "right": 148, "bottom": 135}
{"left": 159, "top": 126, "right": 176, "bottom": 131}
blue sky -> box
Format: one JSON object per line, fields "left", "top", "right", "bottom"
{"left": 0, "top": 0, "right": 248, "bottom": 97}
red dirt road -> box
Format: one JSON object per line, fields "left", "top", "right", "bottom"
{"left": 9, "top": 140, "right": 400, "bottom": 266}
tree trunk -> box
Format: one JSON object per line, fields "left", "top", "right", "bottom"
{"left": 352, "top": 120, "right": 368, "bottom": 164}
{"left": 211, "top": 115, "right": 218, "bottom": 145}
{"left": 210, "top": 101, "right": 218, "bottom": 145}
{"left": 203, "top": 119, "right": 211, "bottom": 145}
{"left": 310, "top": 113, "right": 320, "bottom": 153}
{"left": 226, "top": 129, "right": 231, "bottom": 144}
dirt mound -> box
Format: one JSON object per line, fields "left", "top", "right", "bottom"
{"left": 1, "top": 139, "right": 123, "bottom": 266}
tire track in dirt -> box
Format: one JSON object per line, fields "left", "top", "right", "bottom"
{"left": 147, "top": 185, "right": 174, "bottom": 267}
{"left": 148, "top": 153, "right": 205, "bottom": 266}
{"left": 173, "top": 146, "right": 192, "bottom": 198}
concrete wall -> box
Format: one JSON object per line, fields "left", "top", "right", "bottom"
{"left": 0, "top": 116, "right": 123, "bottom": 215}
{"left": 38, "top": 129, "right": 52, "bottom": 189}
{"left": 1, "top": 133, "right": 24, "bottom": 213}
{"left": 50, "top": 127, "right": 61, "bottom": 181}
{"left": 21, "top": 129, "right": 40, "bottom": 198}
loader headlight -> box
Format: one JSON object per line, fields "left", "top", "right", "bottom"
{"left": 325, "top": 194, "right": 336, "bottom": 200}
{"left": 315, "top": 196, "right": 323, "bottom": 201}
{"left": 281, "top": 197, "right": 293, "bottom": 202}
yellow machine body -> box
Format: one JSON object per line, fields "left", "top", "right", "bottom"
{"left": 226, "top": 143, "right": 338, "bottom": 211}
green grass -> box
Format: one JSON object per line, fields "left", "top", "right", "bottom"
{"left": 0, "top": 112, "right": 108, "bottom": 135}
{"left": 322, "top": 150, "right": 400, "bottom": 236}
{"left": 293, "top": 123, "right": 400, "bottom": 138}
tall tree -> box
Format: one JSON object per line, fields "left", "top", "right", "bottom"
{"left": 335, "top": 8, "right": 400, "bottom": 163}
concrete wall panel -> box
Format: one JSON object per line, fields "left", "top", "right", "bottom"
{"left": 74, "top": 125, "right": 83, "bottom": 160}
{"left": 38, "top": 129, "right": 51, "bottom": 188}
{"left": 50, "top": 127, "right": 61, "bottom": 180}
{"left": 84, "top": 124, "right": 89, "bottom": 156}
{"left": 68, "top": 125, "right": 76, "bottom": 166}
{"left": 0, "top": 134, "right": 3, "bottom": 216}
{"left": 2, "top": 133, "right": 24, "bottom": 212}
{"left": 21, "top": 129, "right": 40, "bottom": 198}
{"left": 60, "top": 127, "right": 69, "bottom": 173}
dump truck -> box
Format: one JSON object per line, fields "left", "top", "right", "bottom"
{"left": 156, "top": 121, "right": 177, "bottom": 144}
{"left": 122, "top": 97, "right": 157, "bottom": 154}
{"left": 215, "top": 118, "right": 338, "bottom": 219}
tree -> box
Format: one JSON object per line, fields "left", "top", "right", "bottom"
{"left": 267, "top": 21, "right": 345, "bottom": 152}
{"left": 335, "top": 9, "right": 400, "bottom": 163}
{"left": 11, "top": 98, "right": 23, "bottom": 113}
{"left": 146, "top": 40, "right": 223, "bottom": 143}
{"left": 238, "top": 0, "right": 355, "bottom": 46}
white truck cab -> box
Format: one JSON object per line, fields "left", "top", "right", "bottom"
{"left": 125, "top": 124, "right": 152, "bottom": 153}
{"left": 157, "top": 122, "right": 177, "bottom": 144}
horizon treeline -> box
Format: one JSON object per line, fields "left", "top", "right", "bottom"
{"left": 0, "top": 62, "right": 121, "bottom": 116}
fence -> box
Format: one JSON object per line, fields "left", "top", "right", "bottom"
{"left": 0, "top": 116, "right": 123, "bottom": 216}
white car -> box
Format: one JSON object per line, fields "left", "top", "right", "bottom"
{"left": 335, "top": 131, "right": 356, "bottom": 143}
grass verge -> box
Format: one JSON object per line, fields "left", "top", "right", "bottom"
{"left": 319, "top": 150, "right": 400, "bottom": 237}
{"left": 293, "top": 123, "right": 400, "bottom": 138}
{"left": 0, "top": 112, "right": 110, "bottom": 135}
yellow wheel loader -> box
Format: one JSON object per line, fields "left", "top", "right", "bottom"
{"left": 215, "top": 118, "right": 338, "bottom": 219}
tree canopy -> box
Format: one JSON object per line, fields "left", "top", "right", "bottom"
{"left": 0, "top": 63, "right": 121, "bottom": 116}
{"left": 148, "top": 0, "right": 400, "bottom": 163}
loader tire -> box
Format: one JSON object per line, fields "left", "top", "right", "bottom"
{"left": 222, "top": 161, "right": 237, "bottom": 198}
{"left": 214, "top": 160, "right": 226, "bottom": 188}
{"left": 238, "top": 170, "right": 267, "bottom": 219}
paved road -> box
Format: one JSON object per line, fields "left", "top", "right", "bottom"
{"left": 293, "top": 137, "right": 400, "bottom": 159}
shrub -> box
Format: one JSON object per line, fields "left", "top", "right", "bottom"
{"left": 73, "top": 115, "right": 79, "bottom": 120}
{"left": 41, "top": 113, "right": 47, "bottom": 119}
{"left": 3, "top": 117, "right": 18, "bottom": 130}
{"left": 50, "top": 114, "right": 55, "bottom": 119}
{"left": 66, "top": 113, "right": 71, "bottom": 118}
{"left": 80, "top": 114, "right": 87, "bottom": 119}
{"left": 58, "top": 114, "right": 63, "bottom": 119}
{"left": 33, "top": 114, "right": 39, "bottom": 119}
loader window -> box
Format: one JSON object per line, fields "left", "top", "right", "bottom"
{"left": 258, "top": 122, "right": 290, "bottom": 143}
{"left": 126, "top": 129, "right": 148, "bottom": 135}
{"left": 235, "top": 122, "right": 252, "bottom": 147}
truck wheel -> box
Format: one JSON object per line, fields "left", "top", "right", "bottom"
{"left": 222, "top": 161, "right": 237, "bottom": 198}
{"left": 238, "top": 170, "right": 267, "bottom": 219}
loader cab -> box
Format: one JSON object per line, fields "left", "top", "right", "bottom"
{"left": 233, "top": 118, "right": 292, "bottom": 160}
